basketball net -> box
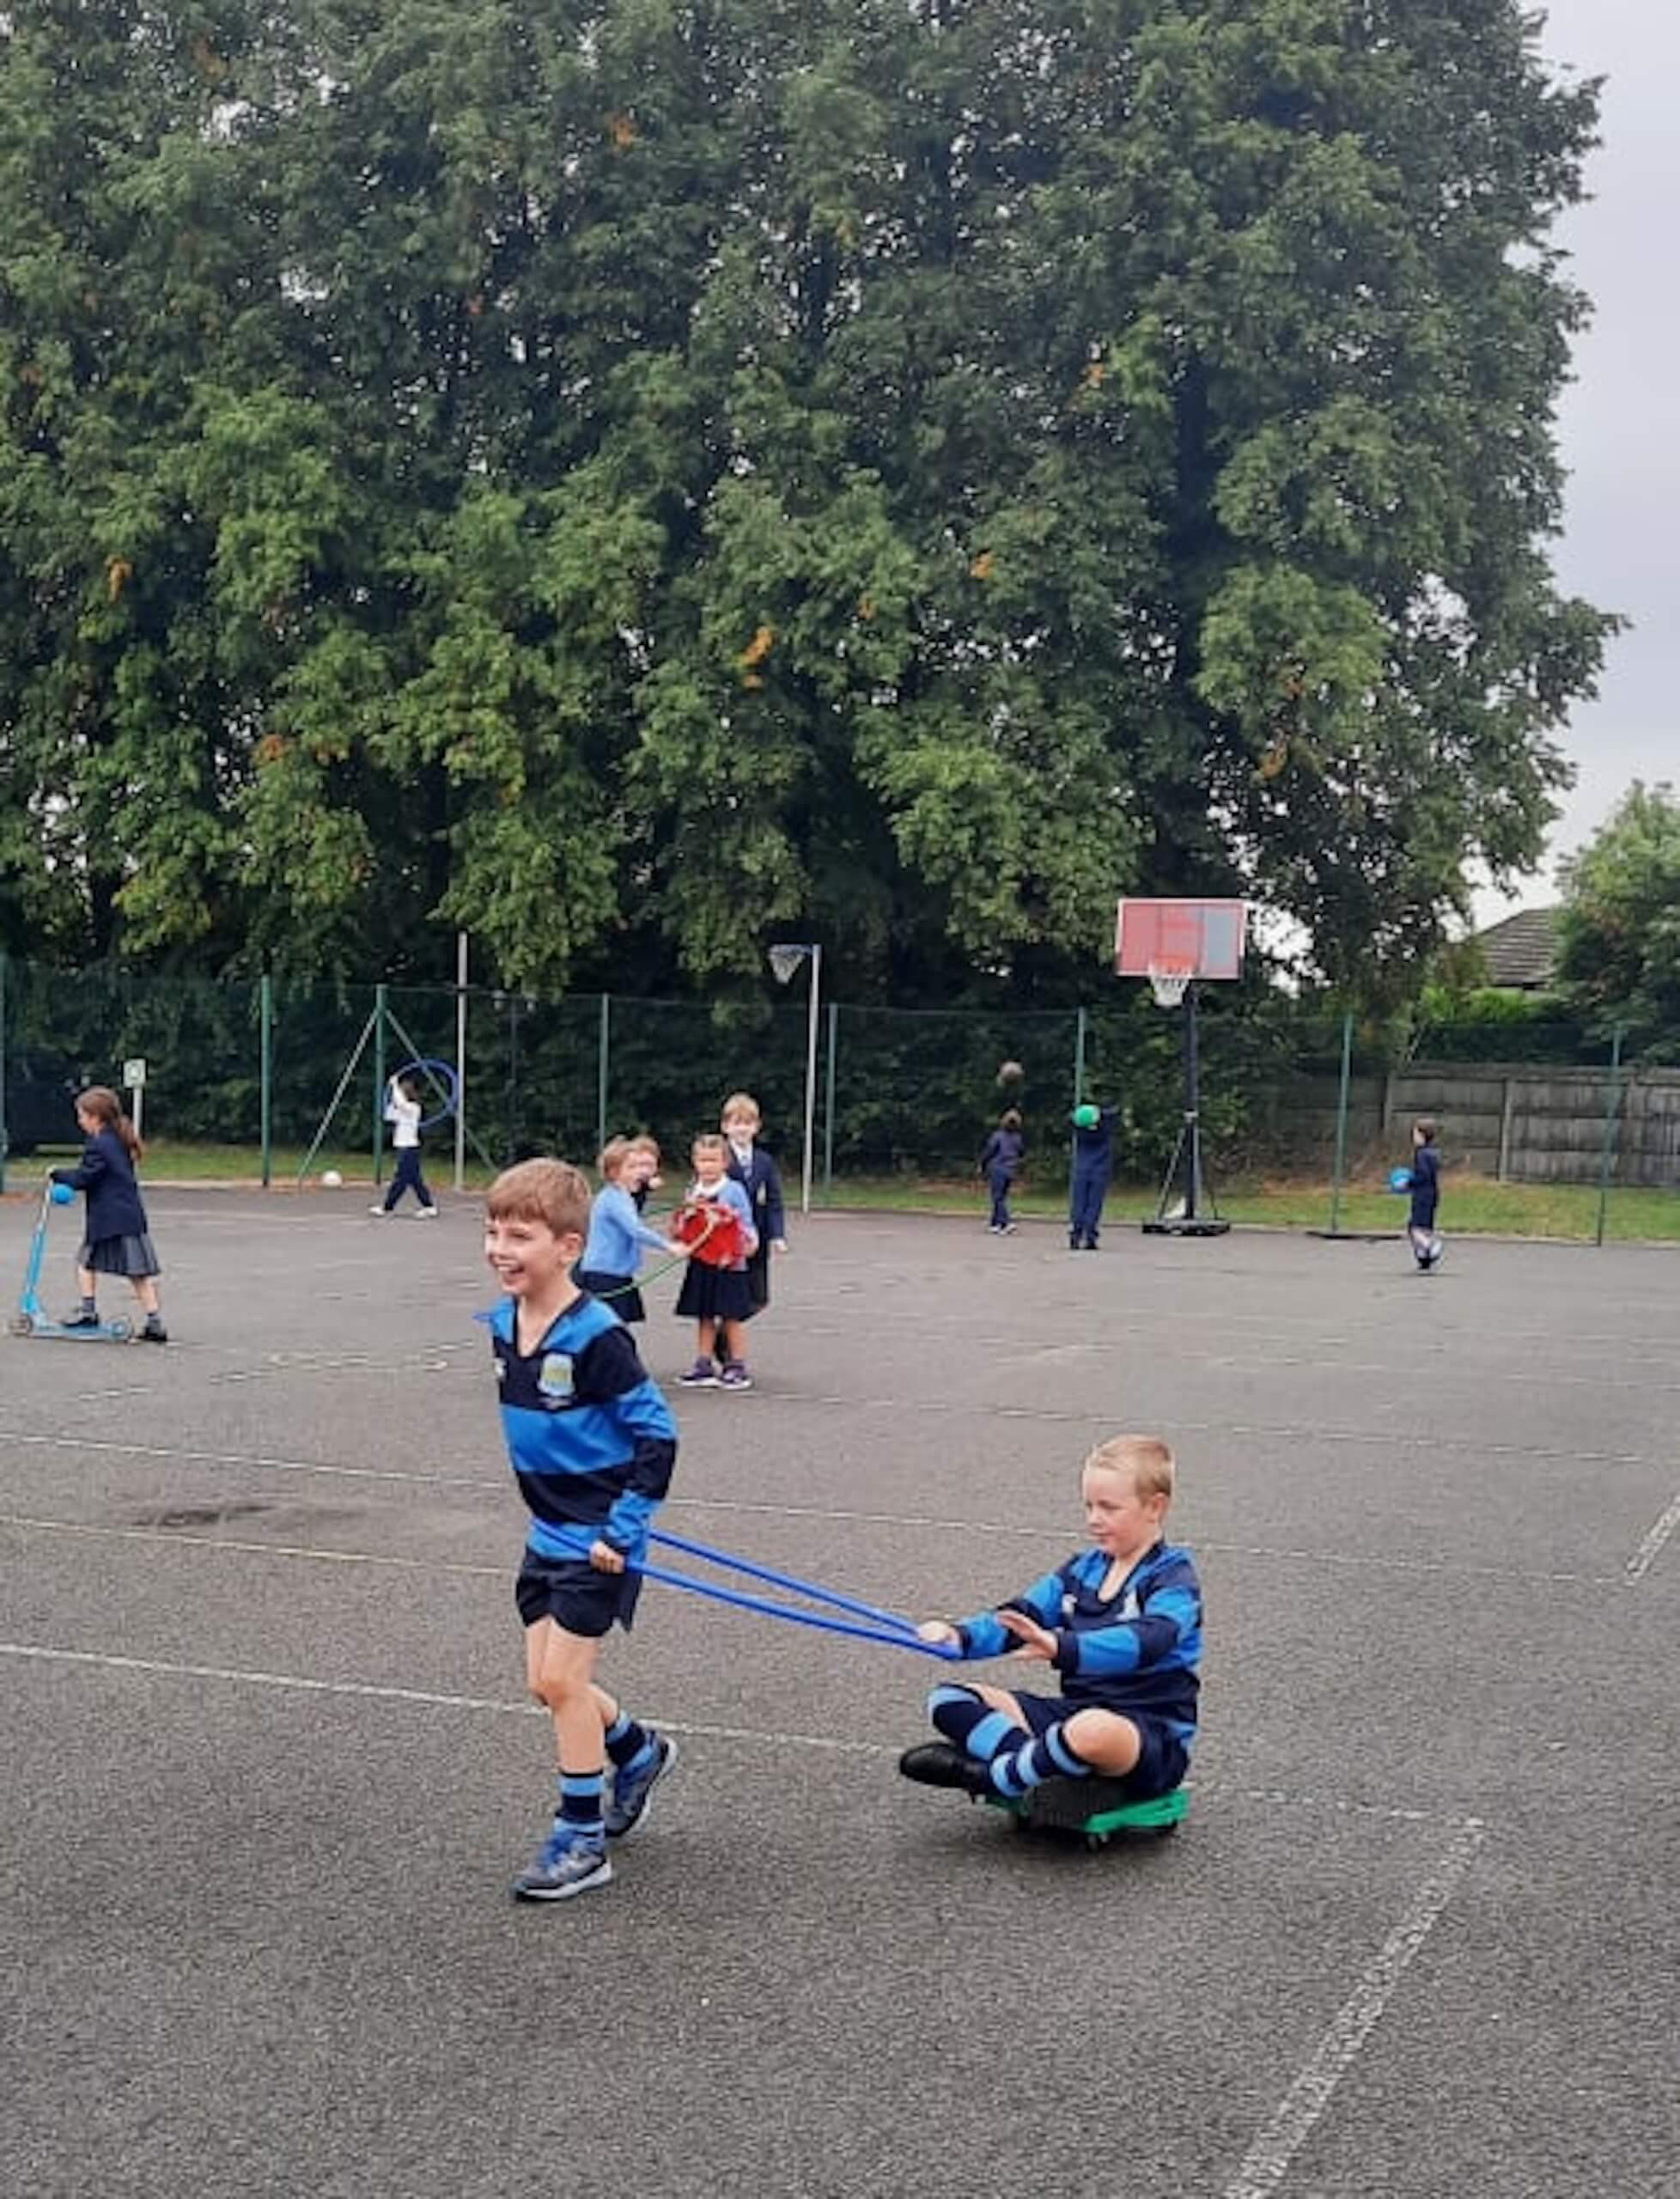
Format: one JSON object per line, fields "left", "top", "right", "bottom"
{"left": 1147, "top": 961, "right": 1193, "bottom": 1008}
{"left": 768, "top": 944, "right": 809, "bottom": 986}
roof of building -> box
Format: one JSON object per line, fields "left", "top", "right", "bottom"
{"left": 1474, "top": 906, "right": 1561, "bottom": 990}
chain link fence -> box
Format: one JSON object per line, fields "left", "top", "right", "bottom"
{"left": 2, "top": 954, "right": 1674, "bottom": 1240}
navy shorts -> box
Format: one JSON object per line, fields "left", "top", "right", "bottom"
{"left": 514, "top": 1552, "right": 642, "bottom": 1638}
{"left": 1013, "top": 1692, "right": 1189, "bottom": 1802}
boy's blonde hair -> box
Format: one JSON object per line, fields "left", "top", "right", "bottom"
{"left": 597, "top": 1136, "right": 632, "bottom": 1181}
{"left": 1084, "top": 1435, "right": 1175, "bottom": 1504}
{"left": 627, "top": 1133, "right": 660, "bottom": 1162}
{"left": 721, "top": 1092, "right": 761, "bottom": 1127}
{"left": 486, "top": 1158, "right": 591, "bottom": 1237}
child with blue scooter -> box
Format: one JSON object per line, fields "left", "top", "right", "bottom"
{"left": 43, "top": 1087, "right": 167, "bottom": 1342}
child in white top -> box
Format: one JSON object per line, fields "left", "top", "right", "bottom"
{"left": 373, "top": 1075, "right": 439, "bottom": 1216}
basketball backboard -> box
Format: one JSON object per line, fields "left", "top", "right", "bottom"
{"left": 1115, "top": 898, "right": 1248, "bottom": 981}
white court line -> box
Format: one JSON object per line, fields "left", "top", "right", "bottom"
{"left": 1220, "top": 1818, "right": 1488, "bottom": 2199}
{"left": 0, "top": 1641, "right": 1483, "bottom": 1829}
{"left": 0, "top": 1640, "right": 892, "bottom": 1757}
{"left": 1623, "top": 1487, "right": 1680, "bottom": 1585}
{"left": 0, "top": 1465, "right": 1610, "bottom": 1592}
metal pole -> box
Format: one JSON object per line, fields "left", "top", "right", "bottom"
{"left": 453, "top": 933, "right": 468, "bottom": 1192}
{"left": 823, "top": 998, "right": 837, "bottom": 1199}
{"left": 801, "top": 947, "right": 820, "bottom": 1215}
{"left": 1328, "top": 1009, "right": 1353, "bottom": 1234}
{"left": 0, "top": 949, "right": 9, "bottom": 1195}
{"left": 372, "top": 984, "right": 388, "bottom": 1185}
{"left": 1184, "top": 982, "right": 1202, "bottom": 1219}
{"left": 259, "top": 975, "right": 273, "bottom": 1189}
{"left": 1594, "top": 1026, "right": 1625, "bottom": 1248}
{"left": 1074, "top": 1005, "right": 1087, "bottom": 1105}
{"left": 506, "top": 994, "right": 520, "bottom": 1166}
{"left": 598, "top": 994, "right": 611, "bottom": 1155}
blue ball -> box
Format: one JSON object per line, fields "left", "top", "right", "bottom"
{"left": 1388, "top": 1167, "right": 1413, "bottom": 1194}
{"left": 49, "top": 1181, "right": 75, "bottom": 1206}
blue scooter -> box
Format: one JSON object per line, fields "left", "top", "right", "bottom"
{"left": 10, "top": 1180, "right": 133, "bottom": 1341}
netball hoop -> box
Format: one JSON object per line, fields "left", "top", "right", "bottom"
{"left": 1115, "top": 898, "right": 1249, "bottom": 1239}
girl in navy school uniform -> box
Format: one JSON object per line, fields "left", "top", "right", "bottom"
{"left": 50, "top": 1085, "right": 167, "bottom": 1341}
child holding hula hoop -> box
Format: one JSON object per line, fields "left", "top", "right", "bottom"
{"left": 373, "top": 1072, "right": 439, "bottom": 1217}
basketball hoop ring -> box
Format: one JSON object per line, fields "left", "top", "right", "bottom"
{"left": 1147, "top": 961, "right": 1193, "bottom": 1009}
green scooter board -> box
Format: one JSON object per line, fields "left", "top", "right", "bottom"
{"left": 985, "top": 1777, "right": 1189, "bottom": 1849}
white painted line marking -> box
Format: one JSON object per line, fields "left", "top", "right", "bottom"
{"left": 1623, "top": 1487, "right": 1680, "bottom": 1586}
{"left": 0, "top": 1641, "right": 891, "bottom": 1757}
{"left": 1220, "top": 1819, "right": 1487, "bottom": 2199}
{"left": 0, "top": 1495, "right": 1606, "bottom": 1593}
{"left": 0, "top": 1642, "right": 1484, "bottom": 1824}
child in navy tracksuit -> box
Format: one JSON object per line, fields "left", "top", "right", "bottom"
{"left": 720, "top": 1092, "right": 786, "bottom": 1363}
{"left": 899, "top": 1435, "right": 1200, "bottom": 1806}
{"left": 1068, "top": 1102, "right": 1119, "bottom": 1250}
{"left": 50, "top": 1085, "right": 167, "bottom": 1341}
{"left": 980, "top": 1110, "right": 1025, "bottom": 1234}
{"left": 1408, "top": 1118, "right": 1443, "bottom": 1270}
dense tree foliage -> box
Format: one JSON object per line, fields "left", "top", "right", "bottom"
{"left": 0, "top": 1, "right": 1615, "bottom": 1000}
{"left": 1557, "top": 783, "right": 1680, "bottom": 1052}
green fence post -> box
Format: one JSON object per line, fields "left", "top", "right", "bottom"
{"left": 1594, "top": 1025, "right": 1625, "bottom": 1248}
{"left": 0, "top": 948, "right": 9, "bottom": 1195}
{"left": 823, "top": 998, "right": 838, "bottom": 1200}
{"left": 598, "top": 995, "right": 611, "bottom": 1154}
{"left": 259, "top": 975, "right": 273, "bottom": 1189}
{"left": 372, "top": 984, "right": 388, "bottom": 1186}
{"left": 1328, "top": 1010, "right": 1354, "bottom": 1234}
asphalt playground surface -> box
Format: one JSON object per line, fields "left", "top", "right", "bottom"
{"left": 2, "top": 1186, "right": 1676, "bottom": 2197}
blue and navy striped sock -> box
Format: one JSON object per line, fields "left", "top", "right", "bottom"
{"left": 557, "top": 1770, "right": 605, "bottom": 1843}
{"left": 989, "top": 1722, "right": 1090, "bottom": 1798}
{"left": 605, "top": 1713, "right": 654, "bottom": 1778}
{"left": 928, "top": 1684, "right": 1021, "bottom": 1766}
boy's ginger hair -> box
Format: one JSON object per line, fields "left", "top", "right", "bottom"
{"left": 627, "top": 1133, "right": 660, "bottom": 1161}
{"left": 486, "top": 1158, "right": 591, "bottom": 1237}
{"left": 1085, "top": 1435, "right": 1175, "bottom": 1503}
{"left": 721, "top": 1092, "right": 761, "bottom": 1125}
{"left": 597, "top": 1136, "right": 632, "bottom": 1181}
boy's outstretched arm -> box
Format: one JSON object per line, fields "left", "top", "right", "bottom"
{"left": 935, "top": 1569, "right": 1068, "bottom": 1660}
{"left": 577, "top": 1328, "right": 679, "bottom": 1557}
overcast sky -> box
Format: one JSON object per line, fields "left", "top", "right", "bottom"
{"left": 1475, "top": 1, "right": 1680, "bottom": 922}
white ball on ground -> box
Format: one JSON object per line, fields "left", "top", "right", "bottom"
{"left": 321, "top": 1169, "right": 343, "bottom": 1188}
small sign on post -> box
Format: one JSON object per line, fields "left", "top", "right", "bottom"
{"left": 124, "top": 1058, "right": 147, "bottom": 1142}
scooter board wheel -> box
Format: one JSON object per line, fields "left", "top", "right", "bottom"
{"left": 985, "top": 1776, "right": 1190, "bottom": 1839}
{"left": 10, "top": 1313, "right": 36, "bottom": 1337}
{"left": 111, "top": 1318, "right": 134, "bottom": 1342}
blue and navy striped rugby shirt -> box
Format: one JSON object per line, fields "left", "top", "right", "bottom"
{"left": 955, "top": 1540, "right": 1202, "bottom": 1740}
{"left": 487, "top": 1292, "right": 678, "bottom": 1562}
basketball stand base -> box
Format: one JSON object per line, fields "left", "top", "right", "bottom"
{"left": 1141, "top": 1216, "right": 1231, "bottom": 1238}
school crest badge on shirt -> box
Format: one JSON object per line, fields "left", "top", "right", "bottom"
{"left": 537, "top": 1352, "right": 575, "bottom": 1405}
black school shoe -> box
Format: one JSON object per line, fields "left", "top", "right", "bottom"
{"left": 898, "top": 1742, "right": 991, "bottom": 1794}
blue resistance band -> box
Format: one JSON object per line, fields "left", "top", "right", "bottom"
{"left": 634, "top": 1528, "right": 960, "bottom": 1661}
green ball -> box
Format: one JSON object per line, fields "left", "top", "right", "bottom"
{"left": 1072, "top": 1104, "right": 1099, "bottom": 1130}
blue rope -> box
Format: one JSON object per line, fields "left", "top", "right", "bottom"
{"left": 648, "top": 1527, "right": 928, "bottom": 1637}
{"left": 630, "top": 1534, "right": 959, "bottom": 1660}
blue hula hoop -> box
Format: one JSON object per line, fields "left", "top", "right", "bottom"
{"left": 634, "top": 1528, "right": 959, "bottom": 1660}
{"left": 393, "top": 1057, "right": 460, "bottom": 1132}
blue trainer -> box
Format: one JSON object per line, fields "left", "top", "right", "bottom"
{"left": 605, "top": 1734, "right": 679, "bottom": 1840}
{"left": 511, "top": 1826, "right": 612, "bottom": 1903}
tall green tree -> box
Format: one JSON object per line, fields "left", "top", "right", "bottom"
{"left": 1556, "top": 783, "right": 1680, "bottom": 1052}
{"left": 0, "top": 1, "right": 1616, "bottom": 999}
